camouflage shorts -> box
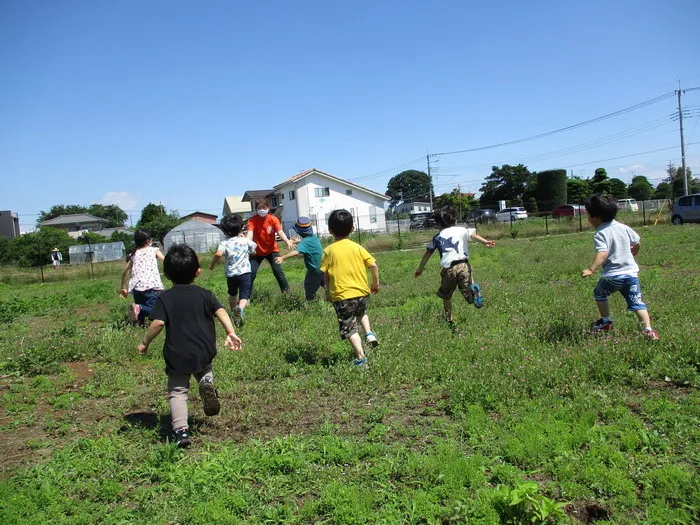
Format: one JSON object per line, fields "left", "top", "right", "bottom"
{"left": 437, "top": 261, "right": 474, "bottom": 302}
{"left": 332, "top": 296, "right": 369, "bottom": 339}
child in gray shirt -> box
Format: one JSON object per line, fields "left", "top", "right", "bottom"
{"left": 581, "top": 195, "right": 659, "bottom": 340}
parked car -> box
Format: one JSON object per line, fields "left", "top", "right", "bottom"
{"left": 495, "top": 207, "right": 528, "bottom": 222}
{"left": 617, "top": 198, "right": 639, "bottom": 212}
{"left": 552, "top": 204, "right": 587, "bottom": 218}
{"left": 467, "top": 209, "right": 497, "bottom": 224}
{"left": 671, "top": 193, "right": 700, "bottom": 225}
{"left": 409, "top": 212, "right": 437, "bottom": 230}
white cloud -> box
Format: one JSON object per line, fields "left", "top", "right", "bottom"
{"left": 617, "top": 164, "right": 644, "bottom": 174}
{"left": 101, "top": 191, "right": 138, "bottom": 211}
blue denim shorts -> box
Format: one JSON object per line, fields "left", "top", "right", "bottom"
{"left": 593, "top": 274, "right": 647, "bottom": 311}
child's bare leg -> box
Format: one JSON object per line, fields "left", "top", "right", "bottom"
{"left": 595, "top": 301, "right": 610, "bottom": 319}
{"left": 634, "top": 309, "right": 652, "bottom": 329}
{"left": 348, "top": 333, "right": 365, "bottom": 360}
{"left": 359, "top": 314, "right": 371, "bottom": 335}
{"left": 238, "top": 298, "right": 249, "bottom": 310}
{"left": 443, "top": 298, "right": 453, "bottom": 322}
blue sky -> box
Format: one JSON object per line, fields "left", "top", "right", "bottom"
{"left": 2, "top": 0, "right": 699, "bottom": 229}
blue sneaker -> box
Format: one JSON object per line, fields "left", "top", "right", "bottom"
{"left": 365, "top": 332, "right": 379, "bottom": 347}
{"left": 353, "top": 357, "right": 368, "bottom": 368}
{"left": 471, "top": 283, "right": 484, "bottom": 308}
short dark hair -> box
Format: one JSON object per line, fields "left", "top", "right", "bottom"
{"left": 164, "top": 244, "right": 200, "bottom": 284}
{"left": 255, "top": 198, "right": 270, "bottom": 209}
{"left": 585, "top": 194, "right": 618, "bottom": 222}
{"left": 328, "top": 209, "right": 354, "bottom": 238}
{"left": 134, "top": 229, "right": 151, "bottom": 248}
{"left": 434, "top": 207, "right": 457, "bottom": 228}
{"left": 220, "top": 214, "right": 243, "bottom": 237}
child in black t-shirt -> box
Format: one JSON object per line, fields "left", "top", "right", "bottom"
{"left": 137, "top": 244, "right": 242, "bottom": 447}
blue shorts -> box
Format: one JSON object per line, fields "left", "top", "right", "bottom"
{"left": 593, "top": 274, "right": 647, "bottom": 311}
{"left": 226, "top": 273, "right": 252, "bottom": 300}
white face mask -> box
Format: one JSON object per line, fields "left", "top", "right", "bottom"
{"left": 257, "top": 209, "right": 268, "bottom": 217}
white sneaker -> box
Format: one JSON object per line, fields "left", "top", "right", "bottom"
{"left": 365, "top": 332, "right": 379, "bottom": 347}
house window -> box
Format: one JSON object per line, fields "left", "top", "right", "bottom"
{"left": 271, "top": 197, "right": 278, "bottom": 207}
{"left": 280, "top": 193, "right": 284, "bottom": 201}
{"left": 289, "top": 190, "right": 295, "bottom": 201}
{"left": 315, "top": 187, "right": 330, "bottom": 198}
{"left": 325, "top": 212, "right": 332, "bottom": 226}
{"left": 369, "top": 206, "right": 377, "bottom": 223}
{"left": 346, "top": 189, "right": 352, "bottom": 196}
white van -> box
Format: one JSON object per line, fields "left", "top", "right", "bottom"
{"left": 617, "top": 198, "right": 639, "bottom": 212}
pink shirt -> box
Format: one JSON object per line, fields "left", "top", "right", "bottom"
{"left": 128, "top": 246, "right": 164, "bottom": 292}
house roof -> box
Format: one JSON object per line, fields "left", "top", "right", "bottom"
{"left": 222, "top": 196, "right": 252, "bottom": 214}
{"left": 242, "top": 190, "right": 275, "bottom": 202}
{"left": 273, "top": 168, "right": 389, "bottom": 201}
{"left": 181, "top": 211, "right": 218, "bottom": 221}
{"left": 400, "top": 201, "right": 432, "bottom": 206}
{"left": 40, "top": 214, "right": 109, "bottom": 226}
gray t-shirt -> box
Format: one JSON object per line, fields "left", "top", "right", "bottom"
{"left": 593, "top": 220, "right": 640, "bottom": 277}
{"left": 217, "top": 237, "right": 257, "bottom": 277}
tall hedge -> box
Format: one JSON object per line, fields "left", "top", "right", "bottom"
{"left": 536, "top": 170, "right": 567, "bottom": 211}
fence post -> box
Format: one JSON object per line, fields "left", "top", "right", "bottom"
{"left": 474, "top": 217, "right": 478, "bottom": 235}
{"left": 397, "top": 218, "right": 401, "bottom": 248}
{"left": 545, "top": 214, "right": 549, "bottom": 235}
{"left": 642, "top": 200, "right": 646, "bottom": 226}
{"left": 579, "top": 207, "right": 583, "bottom": 232}
{"left": 40, "top": 265, "right": 44, "bottom": 283}
{"left": 510, "top": 213, "right": 514, "bottom": 231}
{"left": 356, "top": 215, "right": 361, "bottom": 245}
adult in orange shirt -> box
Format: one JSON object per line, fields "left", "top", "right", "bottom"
{"left": 246, "top": 198, "right": 296, "bottom": 293}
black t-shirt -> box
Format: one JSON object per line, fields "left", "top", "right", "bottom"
{"left": 149, "top": 284, "right": 224, "bottom": 375}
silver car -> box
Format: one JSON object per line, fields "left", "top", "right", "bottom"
{"left": 671, "top": 194, "right": 700, "bottom": 225}
{"left": 496, "top": 207, "right": 528, "bottom": 222}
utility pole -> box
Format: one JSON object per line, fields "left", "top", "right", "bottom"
{"left": 677, "top": 82, "right": 688, "bottom": 196}
{"left": 458, "top": 183, "right": 462, "bottom": 222}
{"left": 426, "top": 154, "right": 434, "bottom": 210}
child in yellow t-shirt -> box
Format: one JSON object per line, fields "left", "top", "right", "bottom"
{"left": 320, "top": 210, "right": 379, "bottom": 367}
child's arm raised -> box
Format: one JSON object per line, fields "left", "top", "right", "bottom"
{"left": 275, "top": 251, "right": 299, "bottom": 265}
{"left": 470, "top": 232, "right": 496, "bottom": 248}
{"left": 214, "top": 308, "right": 242, "bottom": 350}
{"left": 277, "top": 228, "right": 296, "bottom": 251}
{"left": 137, "top": 319, "right": 165, "bottom": 355}
{"left": 414, "top": 250, "right": 434, "bottom": 277}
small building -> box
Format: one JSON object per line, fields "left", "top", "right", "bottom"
{"left": 163, "top": 219, "right": 226, "bottom": 254}
{"left": 100, "top": 227, "right": 135, "bottom": 239}
{"left": 0, "top": 210, "right": 20, "bottom": 238}
{"left": 241, "top": 190, "right": 276, "bottom": 213}
{"left": 269, "top": 168, "right": 390, "bottom": 236}
{"left": 222, "top": 196, "right": 253, "bottom": 218}
{"left": 69, "top": 241, "right": 126, "bottom": 264}
{"left": 180, "top": 211, "right": 218, "bottom": 224}
{"left": 39, "top": 214, "right": 109, "bottom": 238}
{"left": 396, "top": 202, "right": 432, "bottom": 214}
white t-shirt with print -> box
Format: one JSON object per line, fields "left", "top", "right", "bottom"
{"left": 128, "top": 246, "right": 164, "bottom": 292}
{"left": 218, "top": 237, "right": 257, "bottom": 277}
{"left": 427, "top": 226, "right": 476, "bottom": 269}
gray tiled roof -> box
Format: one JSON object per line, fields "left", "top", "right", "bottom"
{"left": 40, "top": 214, "right": 109, "bottom": 226}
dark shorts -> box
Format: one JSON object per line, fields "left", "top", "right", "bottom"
{"left": 437, "top": 261, "right": 474, "bottom": 302}
{"left": 332, "top": 296, "right": 369, "bottom": 340}
{"left": 593, "top": 274, "right": 647, "bottom": 311}
{"left": 227, "top": 273, "right": 252, "bottom": 300}
{"left": 303, "top": 271, "right": 324, "bottom": 301}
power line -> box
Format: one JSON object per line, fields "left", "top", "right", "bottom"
{"left": 431, "top": 91, "right": 676, "bottom": 157}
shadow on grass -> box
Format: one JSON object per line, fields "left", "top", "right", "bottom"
{"left": 121, "top": 410, "right": 206, "bottom": 443}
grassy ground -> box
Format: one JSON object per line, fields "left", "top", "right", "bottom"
{"left": 0, "top": 225, "right": 698, "bottom": 524}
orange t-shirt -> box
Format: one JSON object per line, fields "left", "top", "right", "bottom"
{"left": 247, "top": 214, "right": 281, "bottom": 255}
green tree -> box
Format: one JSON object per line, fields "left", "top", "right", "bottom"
{"left": 87, "top": 204, "right": 128, "bottom": 228}
{"left": 434, "top": 189, "right": 477, "bottom": 220}
{"left": 110, "top": 231, "right": 135, "bottom": 254}
{"left": 479, "top": 164, "right": 534, "bottom": 205}
{"left": 608, "top": 178, "right": 628, "bottom": 198}
{"left": 386, "top": 170, "right": 433, "bottom": 205}
{"left": 536, "top": 169, "right": 567, "bottom": 211}
{"left": 665, "top": 165, "right": 700, "bottom": 197}
{"left": 137, "top": 203, "right": 182, "bottom": 243}
{"left": 37, "top": 204, "right": 88, "bottom": 226}
{"left": 567, "top": 177, "right": 590, "bottom": 203}
{"left": 627, "top": 176, "right": 653, "bottom": 201}
{"left": 9, "top": 227, "right": 73, "bottom": 267}
{"left": 652, "top": 181, "right": 672, "bottom": 199}
{"left": 589, "top": 167, "right": 611, "bottom": 194}
{"left": 525, "top": 197, "right": 539, "bottom": 213}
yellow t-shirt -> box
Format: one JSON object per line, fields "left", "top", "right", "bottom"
{"left": 320, "top": 238, "right": 376, "bottom": 301}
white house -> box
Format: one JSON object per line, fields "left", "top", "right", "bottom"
{"left": 396, "top": 202, "right": 432, "bottom": 214}
{"left": 269, "top": 168, "right": 389, "bottom": 236}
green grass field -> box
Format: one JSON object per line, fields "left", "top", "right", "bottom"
{"left": 0, "top": 225, "right": 698, "bottom": 524}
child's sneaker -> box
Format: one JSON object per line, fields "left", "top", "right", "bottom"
{"left": 470, "top": 283, "right": 484, "bottom": 308}
{"left": 365, "top": 332, "right": 379, "bottom": 348}
{"left": 447, "top": 320, "right": 457, "bottom": 334}
{"left": 174, "top": 427, "right": 191, "bottom": 448}
{"left": 233, "top": 306, "right": 244, "bottom": 327}
{"left": 199, "top": 378, "right": 221, "bottom": 416}
{"left": 128, "top": 303, "right": 141, "bottom": 324}
{"left": 591, "top": 318, "right": 613, "bottom": 331}
{"left": 353, "top": 357, "right": 368, "bottom": 368}
{"left": 645, "top": 328, "right": 660, "bottom": 341}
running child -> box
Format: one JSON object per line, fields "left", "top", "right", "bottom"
{"left": 321, "top": 209, "right": 379, "bottom": 367}
{"left": 581, "top": 194, "right": 659, "bottom": 340}
{"left": 275, "top": 216, "right": 324, "bottom": 300}
{"left": 137, "top": 244, "right": 242, "bottom": 447}
{"left": 120, "top": 230, "right": 165, "bottom": 325}
{"left": 209, "top": 214, "right": 257, "bottom": 326}
{"left": 414, "top": 207, "right": 495, "bottom": 331}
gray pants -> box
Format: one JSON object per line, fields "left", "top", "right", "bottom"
{"left": 304, "top": 271, "right": 324, "bottom": 301}
{"left": 167, "top": 366, "right": 213, "bottom": 431}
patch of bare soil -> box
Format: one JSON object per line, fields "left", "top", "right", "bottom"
{"left": 566, "top": 501, "right": 611, "bottom": 524}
